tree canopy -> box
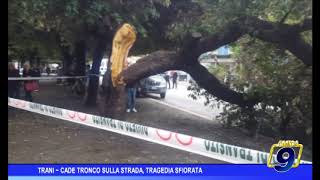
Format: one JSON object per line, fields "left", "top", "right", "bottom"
{"left": 8, "top": 0, "right": 312, "bottom": 145}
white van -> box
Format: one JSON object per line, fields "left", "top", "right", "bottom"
{"left": 100, "top": 58, "right": 108, "bottom": 75}
{"left": 97, "top": 58, "right": 109, "bottom": 85}
{"left": 97, "top": 56, "right": 142, "bottom": 85}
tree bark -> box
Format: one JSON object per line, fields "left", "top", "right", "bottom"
{"left": 85, "top": 39, "right": 108, "bottom": 106}
{"left": 98, "top": 82, "right": 127, "bottom": 119}
{"left": 122, "top": 51, "right": 180, "bottom": 84}
{"left": 243, "top": 17, "right": 312, "bottom": 65}
{"left": 73, "top": 40, "right": 87, "bottom": 76}
{"left": 98, "top": 56, "right": 128, "bottom": 119}
{"left": 29, "top": 59, "right": 34, "bottom": 67}
{"left": 36, "top": 57, "right": 41, "bottom": 67}
{"left": 120, "top": 51, "right": 255, "bottom": 108}
{"left": 183, "top": 62, "right": 256, "bottom": 107}
{"left": 61, "top": 46, "right": 72, "bottom": 75}
{"left": 183, "top": 16, "right": 312, "bottom": 66}
{"left": 20, "top": 59, "right": 25, "bottom": 69}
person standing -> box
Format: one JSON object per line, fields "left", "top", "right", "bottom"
{"left": 32, "top": 64, "right": 41, "bottom": 77}
{"left": 126, "top": 82, "right": 138, "bottom": 113}
{"left": 32, "top": 64, "right": 41, "bottom": 92}
{"left": 164, "top": 73, "right": 171, "bottom": 89}
{"left": 23, "top": 63, "right": 36, "bottom": 102}
{"left": 56, "top": 65, "right": 63, "bottom": 85}
{"left": 124, "top": 61, "right": 138, "bottom": 113}
{"left": 46, "top": 66, "right": 51, "bottom": 76}
{"left": 8, "top": 62, "right": 21, "bottom": 98}
{"left": 172, "top": 71, "right": 178, "bottom": 89}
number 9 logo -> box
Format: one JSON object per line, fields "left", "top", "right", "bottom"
{"left": 274, "top": 148, "right": 295, "bottom": 172}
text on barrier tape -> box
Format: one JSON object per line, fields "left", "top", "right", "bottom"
{"left": 8, "top": 98, "right": 312, "bottom": 164}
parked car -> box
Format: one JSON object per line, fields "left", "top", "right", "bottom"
{"left": 137, "top": 74, "right": 167, "bottom": 98}
{"left": 178, "top": 71, "right": 188, "bottom": 81}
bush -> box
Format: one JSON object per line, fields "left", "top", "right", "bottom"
{"left": 188, "top": 38, "right": 312, "bottom": 148}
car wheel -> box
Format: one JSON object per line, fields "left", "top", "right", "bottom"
{"left": 160, "top": 93, "right": 166, "bottom": 99}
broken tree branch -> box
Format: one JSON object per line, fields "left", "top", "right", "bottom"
{"left": 116, "top": 16, "right": 312, "bottom": 110}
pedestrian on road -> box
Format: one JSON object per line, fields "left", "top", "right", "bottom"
{"left": 32, "top": 64, "right": 41, "bottom": 77}
{"left": 56, "top": 65, "right": 63, "bottom": 85}
{"left": 164, "top": 73, "right": 171, "bottom": 89}
{"left": 172, "top": 71, "right": 178, "bottom": 89}
{"left": 125, "top": 61, "right": 138, "bottom": 113}
{"left": 126, "top": 82, "right": 138, "bottom": 113}
{"left": 23, "top": 63, "right": 37, "bottom": 102}
{"left": 32, "top": 64, "right": 41, "bottom": 90}
{"left": 8, "top": 62, "right": 21, "bottom": 98}
{"left": 46, "top": 66, "right": 51, "bottom": 76}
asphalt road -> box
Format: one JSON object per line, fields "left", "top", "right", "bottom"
{"left": 155, "top": 81, "right": 222, "bottom": 121}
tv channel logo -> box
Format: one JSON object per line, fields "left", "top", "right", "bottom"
{"left": 267, "top": 140, "right": 303, "bottom": 172}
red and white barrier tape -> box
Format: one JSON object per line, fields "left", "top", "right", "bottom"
{"left": 8, "top": 98, "right": 312, "bottom": 164}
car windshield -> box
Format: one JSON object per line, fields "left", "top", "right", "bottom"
{"left": 149, "top": 75, "right": 165, "bottom": 82}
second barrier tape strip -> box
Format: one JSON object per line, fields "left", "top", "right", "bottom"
{"left": 8, "top": 98, "right": 312, "bottom": 164}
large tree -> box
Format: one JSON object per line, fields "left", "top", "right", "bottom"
{"left": 9, "top": 0, "right": 312, "bottom": 120}
{"left": 98, "top": 0, "right": 312, "bottom": 117}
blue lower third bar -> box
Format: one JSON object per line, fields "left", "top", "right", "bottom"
{"left": 8, "top": 164, "right": 312, "bottom": 178}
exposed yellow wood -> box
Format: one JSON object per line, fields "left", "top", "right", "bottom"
{"left": 110, "top": 23, "right": 136, "bottom": 87}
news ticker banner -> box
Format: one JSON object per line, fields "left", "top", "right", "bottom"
{"left": 7, "top": 177, "right": 313, "bottom": 180}
{"left": 8, "top": 98, "right": 312, "bottom": 164}
{"left": 8, "top": 164, "right": 312, "bottom": 177}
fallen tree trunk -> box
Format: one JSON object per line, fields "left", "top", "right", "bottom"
{"left": 121, "top": 50, "right": 255, "bottom": 108}
{"left": 122, "top": 51, "right": 180, "bottom": 84}
{"left": 99, "top": 16, "right": 311, "bottom": 117}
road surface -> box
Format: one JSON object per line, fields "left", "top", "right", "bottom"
{"left": 8, "top": 81, "right": 311, "bottom": 163}
{"left": 147, "top": 81, "right": 222, "bottom": 121}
